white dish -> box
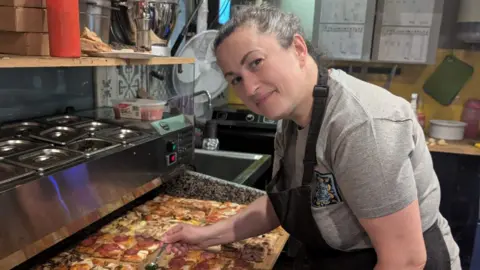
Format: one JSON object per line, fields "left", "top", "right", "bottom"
{"left": 428, "top": 120, "right": 467, "bottom": 140}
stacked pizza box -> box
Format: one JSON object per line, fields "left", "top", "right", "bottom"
{"left": 0, "top": 0, "right": 49, "bottom": 56}
{"left": 36, "top": 194, "right": 286, "bottom": 270}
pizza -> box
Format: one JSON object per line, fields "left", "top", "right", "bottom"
{"left": 156, "top": 250, "right": 256, "bottom": 270}
{"left": 36, "top": 194, "right": 286, "bottom": 270}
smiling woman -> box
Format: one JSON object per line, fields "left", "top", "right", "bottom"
{"left": 160, "top": 4, "right": 461, "bottom": 270}
{"left": 212, "top": 4, "right": 328, "bottom": 125}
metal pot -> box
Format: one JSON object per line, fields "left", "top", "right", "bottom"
{"left": 126, "top": 0, "right": 179, "bottom": 51}
{"left": 79, "top": 0, "right": 113, "bottom": 42}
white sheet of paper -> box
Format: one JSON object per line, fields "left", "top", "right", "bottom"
{"left": 317, "top": 24, "right": 365, "bottom": 60}
{"left": 377, "top": 27, "right": 430, "bottom": 62}
{"left": 319, "top": 0, "right": 369, "bottom": 24}
{"left": 382, "top": 0, "right": 435, "bottom": 26}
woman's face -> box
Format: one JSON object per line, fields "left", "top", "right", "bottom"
{"left": 215, "top": 26, "right": 309, "bottom": 120}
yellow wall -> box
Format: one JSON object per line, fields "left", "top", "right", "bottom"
{"left": 369, "top": 49, "right": 480, "bottom": 130}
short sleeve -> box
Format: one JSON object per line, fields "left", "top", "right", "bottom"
{"left": 332, "top": 119, "right": 417, "bottom": 219}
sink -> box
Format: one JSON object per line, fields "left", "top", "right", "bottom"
{"left": 192, "top": 149, "right": 272, "bottom": 187}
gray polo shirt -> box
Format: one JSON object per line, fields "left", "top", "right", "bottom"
{"left": 272, "top": 69, "right": 460, "bottom": 268}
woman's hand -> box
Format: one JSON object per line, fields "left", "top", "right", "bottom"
{"left": 160, "top": 195, "right": 280, "bottom": 256}
{"left": 161, "top": 223, "right": 213, "bottom": 255}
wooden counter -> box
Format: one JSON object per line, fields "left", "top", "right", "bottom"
{"left": 256, "top": 229, "right": 290, "bottom": 269}
{"left": 428, "top": 139, "right": 480, "bottom": 157}
{"left": 0, "top": 54, "right": 195, "bottom": 68}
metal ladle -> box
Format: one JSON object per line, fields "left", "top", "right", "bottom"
{"left": 144, "top": 243, "right": 167, "bottom": 270}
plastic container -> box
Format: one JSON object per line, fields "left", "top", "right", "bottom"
{"left": 46, "top": 0, "right": 81, "bottom": 57}
{"left": 461, "top": 99, "right": 480, "bottom": 139}
{"left": 112, "top": 99, "right": 166, "bottom": 121}
{"left": 428, "top": 120, "right": 467, "bottom": 140}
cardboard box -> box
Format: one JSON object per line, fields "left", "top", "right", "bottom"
{"left": 0, "top": 6, "right": 48, "bottom": 32}
{"left": 0, "top": 32, "right": 49, "bottom": 55}
{"left": 0, "top": 0, "right": 46, "bottom": 8}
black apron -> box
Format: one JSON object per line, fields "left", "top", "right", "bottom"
{"left": 266, "top": 76, "right": 452, "bottom": 270}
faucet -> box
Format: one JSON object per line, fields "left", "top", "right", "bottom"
{"left": 150, "top": 69, "right": 212, "bottom": 109}
{"left": 193, "top": 90, "right": 212, "bottom": 112}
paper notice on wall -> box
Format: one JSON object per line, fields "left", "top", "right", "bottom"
{"left": 317, "top": 24, "right": 365, "bottom": 60}
{"left": 377, "top": 27, "right": 430, "bottom": 62}
{"left": 319, "top": 0, "right": 369, "bottom": 24}
{"left": 382, "top": 0, "right": 435, "bottom": 26}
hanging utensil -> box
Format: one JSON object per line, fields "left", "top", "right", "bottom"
{"left": 383, "top": 64, "right": 398, "bottom": 91}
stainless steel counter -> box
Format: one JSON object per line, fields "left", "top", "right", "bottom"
{"left": 192, "top": 149, "right": 272, "bottom": 187}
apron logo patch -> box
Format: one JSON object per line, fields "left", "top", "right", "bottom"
{"left": 312, "top": 172, "right": 342, "bottom": 207}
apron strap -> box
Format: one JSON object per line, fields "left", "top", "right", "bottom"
{"left": 266, "top": 120, "right": 297, "bottom": 191}
{"left": 301, "top": 78, "right": 329, "bottom": 186}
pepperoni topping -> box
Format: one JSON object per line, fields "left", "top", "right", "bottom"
{"left": 168, "top": 256, "right": 186, "bottom": 268}
{"left": 99, "top": 243, "right": 122, "bottom": 251}
{"left": 137, "top": 239, "right": 158, "bottom": 248}
{"left": 124, "top": 247, "right": 140, "bottom": 255}
{"left": 135, "top": 236, "right": 159, "bottom": 248}
{"left": 200, "top": 252, "right": 216, "bottom": 260}
{"left": 113, "top": 235, "right": 129, "bottom": 242}
{"left": 80, "top": 237, "right": 96, "bottom": 247}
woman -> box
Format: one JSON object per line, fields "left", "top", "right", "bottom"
{"left": 162, "top": 5, "right": 460, "bottom": 269}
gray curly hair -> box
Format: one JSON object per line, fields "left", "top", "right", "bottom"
{"left": 213, "top": 4, "right": 326, "bottom": 74}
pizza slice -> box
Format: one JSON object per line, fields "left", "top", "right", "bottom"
{"left": 205, "top": 208, "right": 239, "bottom": 224}
{"left": 35, "top": 250, "right": 84, "bottom": 270}
{"left": 92, "top": 243, "right": 126, "bottom": 260}
{"left": 96, "top": 233, "right": 137, "bottom": 250}
{"left": 171, "top": 207, "right": 207, "bottom": 223}
{"left": 100, "top": 222, "right": 131, "bottom": 235}
{"left": 240, "top": 239, "right": 269, "bottom": 262}
{"left": 158, "top": 250, "right": 214, "bottom": 270}
{"left": 221, "top": 235, "right": 273, "bottom": 263}
{"left": 227, "top": 258, "right": 256, "bottom": 270}
{"left": 134, "top": 235, "right": 162, "bottom": 254}
{"left": 152, "top": 194, "right": 175, "bottom": 203}
{"left": 75, "top": 234, "right": 103, "bottom": 255}
{"left": 69, "top": 257, "right": 122, "bottom": 270}
{"left": 120, "top": 246, "right": 150, "bottom": 263}
{"left": 135, "top": 204, "right": 157, "bottom": 216}
{"left": 172, "top": 197, "right": 223, "bottom": 213}
{"left": 248, "top": 233, "right": 280, "bottom": 255}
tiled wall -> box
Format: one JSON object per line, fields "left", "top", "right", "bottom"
{"left": 94, "top": 65, "right": 147, "bottom": 107}
{"left": 0, "top": 67, "right": 95, "bottom": 123}
{"left": 94, "top": 64, "right": 228, "bottom": 109}
{"left": 95, "top": 65, "right": 180, "bottom": 107}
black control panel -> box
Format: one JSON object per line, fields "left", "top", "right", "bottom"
{"left": 161, "top": 126, "right": 194, "bottom": 167}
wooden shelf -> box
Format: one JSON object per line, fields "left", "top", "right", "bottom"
{"left": 428, "top": 139, "right": 480, "bottom": 156}
{"left": 0, "top": 55, "right": 195, "bottom": 68}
